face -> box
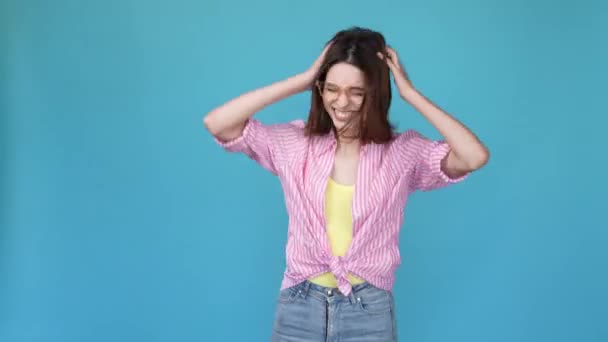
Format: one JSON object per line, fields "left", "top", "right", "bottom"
{"left": 318, "top": 62, "right": 367, "bottom": 135}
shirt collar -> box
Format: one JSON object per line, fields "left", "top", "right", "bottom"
{"left": 312, "top": 132, "right": 370, "bottom": 157}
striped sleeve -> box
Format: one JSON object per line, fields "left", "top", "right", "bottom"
{"left": 396, "top": 130, "right": 469, "bottom": 192}
{"left": 213, "top": 118, "right": 303, "bottom": 175}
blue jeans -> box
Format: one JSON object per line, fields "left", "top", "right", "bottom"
{"left": 271, "top": 281, "right": 398, "bottom": 341}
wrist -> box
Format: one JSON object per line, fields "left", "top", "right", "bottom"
{"left": 291, "top": 72, "right": 315, "bottom": 92}
{"left": 399, "top": 85, "right": 418, "bottom": 101}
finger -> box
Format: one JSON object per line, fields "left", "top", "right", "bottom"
{"left": 385, "top": 46, "right": 399, "bottom": 62}
{"left": 378, "top": 51, "right": 395, "bottom": 70}
{"left": 386, "top": 48, "right": 398, "bottom": 62}
{"left": 378, "top": 51, "right": 392, "bottom": 67}
{"left": 319, "top": 46, "right": 330, "bottom": 58}
{"left": 318, "top": 42, "right": 332, "bottom": 59}
{"left": 379, "top": 49, "right": 402, "bottom": 75}
{"left": 385, "top": 55, "right": 398, "bottom": 72}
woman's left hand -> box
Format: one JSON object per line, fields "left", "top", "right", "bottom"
{"left": 379, "top": 46, "right": 490, "bottom": 173}
{"left": 378, "top": 46, "right": 415, "bottom": 97}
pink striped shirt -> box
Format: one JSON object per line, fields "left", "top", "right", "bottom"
{"left": 214, "top": 118, "right": 469, "bottom": 295}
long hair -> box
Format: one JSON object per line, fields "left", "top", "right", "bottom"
{"left": 305, "top": 27, "right": 395, "bottom": 144}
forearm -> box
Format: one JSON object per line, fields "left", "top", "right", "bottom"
{"left": 203, "top": 72, "right": 311, "bottom": 139}
{"left": 402, "top": 87, "right": 489, "bottom": 169}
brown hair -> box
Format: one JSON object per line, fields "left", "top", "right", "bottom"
{"left": 304, "top": 27, "right": 395, "bottom": 144}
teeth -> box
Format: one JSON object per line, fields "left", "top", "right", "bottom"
{"left": 334, "top": 110, "right": 352, "bottom": 120}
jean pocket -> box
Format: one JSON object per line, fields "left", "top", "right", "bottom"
{"left": 277, "top": 287, "right": 299, "bottom": 304}
{"left": 355, "top": 287, "right": 393, "bottom": 315}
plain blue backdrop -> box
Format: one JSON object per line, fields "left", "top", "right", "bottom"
{"left": 2, "top": 0, "right": 606, "bottom": 341}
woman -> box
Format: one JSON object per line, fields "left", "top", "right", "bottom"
{"left": 204, "top": 27, "right": 489, "bottom": 342}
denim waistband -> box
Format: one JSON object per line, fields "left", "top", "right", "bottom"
{"left": 289, "top": 280, "right": 374, "bottom": 304}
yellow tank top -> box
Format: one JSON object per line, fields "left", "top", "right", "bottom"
{"left": 308, "top": 177, "right": 366, "bottom": 287}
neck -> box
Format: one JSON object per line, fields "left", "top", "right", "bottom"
{"left": 336, "top": 136, "right": 361, "bottom": 156}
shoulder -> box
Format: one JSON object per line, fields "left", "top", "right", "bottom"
{"left": 277, "top": 119, "right": 306, "bottom": 133}
{"left": 394, "top": 129, "right": 428, "bottom": 142}
{"left": 246, "top": 118, "right": 306, "bottom": 137}
{"left": 388, "top": 129, "right": 431, "bottom": 152}
{"left": 252, "top": 118, "right": 309, "bottom": 153}
{"left": 264, "top": 119, "right": 307, "bottom": 141}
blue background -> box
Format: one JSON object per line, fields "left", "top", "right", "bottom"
{"left": 2, "top": 0, "right": 606, "bottom": 341}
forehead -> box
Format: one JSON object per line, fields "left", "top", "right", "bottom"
{"left": 325, "top": 62, "right": 365, "bottom": 87}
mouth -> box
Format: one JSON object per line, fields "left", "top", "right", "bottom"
{"left": 332, "top": 108, "right": 355, "bottom": 122}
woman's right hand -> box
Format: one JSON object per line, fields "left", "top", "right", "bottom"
{"left": 301, "top": 43, "right": 332, "bottom": 90}
{"left": 204, "top": 42, "right": 332, "bottom": 141}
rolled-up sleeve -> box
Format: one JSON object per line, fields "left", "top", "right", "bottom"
{"left": 395, "top": 130, "right": 469, "bottom": 193}
{"left": 213, "top": 118, "right": 302, "bottom": 175}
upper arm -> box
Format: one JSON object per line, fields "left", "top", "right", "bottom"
{"left": 442, "top": 149, "right": 472, "bottom": 180}
{"left": 210, "top": 121, "right": 247, "bottom": 143}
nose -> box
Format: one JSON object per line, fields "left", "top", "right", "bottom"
{"left": 335, "top": 92, "right": 349, "bottom": 108}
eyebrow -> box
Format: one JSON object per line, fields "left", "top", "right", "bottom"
{"left": 325, "top": 82, "right": 365, "bottom": 90}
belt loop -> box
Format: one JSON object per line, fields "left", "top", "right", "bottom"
{"left": 348, "top": 291, "right": 357, "bottom": 305}
{"left": 301, "top": 281, "right": 311, "bottom": 299}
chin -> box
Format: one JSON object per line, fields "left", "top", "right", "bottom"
{"left": 330, "top": 119, "right": 348, "bottom": 131}
{"left": 327, "top": 109, "right": 359, "bottom": 132}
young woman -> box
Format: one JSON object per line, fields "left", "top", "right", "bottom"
{"left": 204, "top": 27, "right": 489, "bottom": 342}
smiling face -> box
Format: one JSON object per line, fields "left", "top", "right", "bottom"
{"left": 318, "top": 62, "right": 367, "bottom": 137}
{"left": 304, "top": 27, "right": 394, "bottom": 145}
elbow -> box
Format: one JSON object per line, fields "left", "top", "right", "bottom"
{"left": 203, "top": 112, "right": 244, "bottom": 142}
{"left": 467, "top": 146, "right": 490, "bottom": 170}
{"left": 203, "top": 112, "right": 219, "bottom": 136}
